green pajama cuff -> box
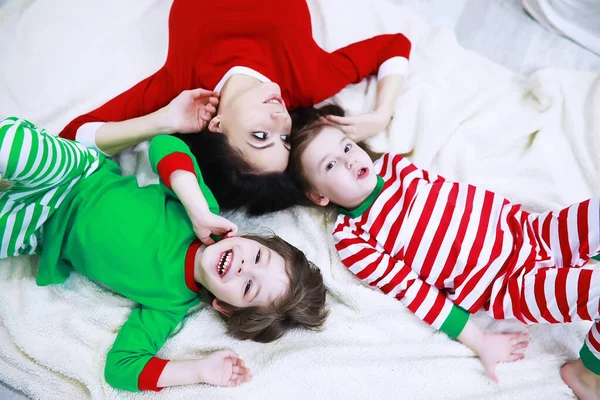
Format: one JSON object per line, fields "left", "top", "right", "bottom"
{"left": 439, "top": 304, "right": 470, "bottom": 339}
{"left": 580, "top": 343, "right": 600, "bottom": 375}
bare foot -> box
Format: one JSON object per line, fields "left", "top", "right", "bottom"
{"left": 562, "top": 359, "right": 600, "bottom": 400}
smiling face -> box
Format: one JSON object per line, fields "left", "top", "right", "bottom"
{"left": 300, "top": 125, "right": 378, "bottom": 209}
{"left": 195, "top": 236, "right": 290, "bottom": 309}
{"left": 212, "top": 81, "right": 292, "bottom": 173}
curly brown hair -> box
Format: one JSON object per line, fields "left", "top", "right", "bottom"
{"left": 198, "top": 234, "right": 328, "bottom": 343}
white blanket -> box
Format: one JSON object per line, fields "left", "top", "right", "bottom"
{"left": 1, "top": 0, "right": 599, "bottom": 398}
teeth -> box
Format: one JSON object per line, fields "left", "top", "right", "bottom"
{"left": 218, "top": 250, "right": 232, "bottom": 276}
{"left": 267, "top": 99, "right": 279, "bottom": 104}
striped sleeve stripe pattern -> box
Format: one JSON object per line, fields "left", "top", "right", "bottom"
{"left": 0, "top": 117, "right": 100, "bottom": 258}
{"left": 335, "top": 152, "right": 600, "bottom": 341}
{"left": 333, "top": 154, "right": 458, "bottom": 330}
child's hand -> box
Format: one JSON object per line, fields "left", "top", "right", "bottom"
{"left": 197, "top": 350, "right": 252, "bottom": 387}
{"left": 162, "top": 88, "right": 220, "bottom": 134}
{"left": 477, "top": 332, "right": 529, "bottom": 383}
{"left": 192, "top": 212, "right": 238, "bottom": 245}
{"left": 322, "top": 110, "right": 390, "bottom": 143}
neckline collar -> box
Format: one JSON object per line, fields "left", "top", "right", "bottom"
{"left": 214, "top": 66, "right": 272, "bottom": 93}
{"left": 337, "top": 175, "right": 384, "bottom": 218}
{"left": 184, "top": 240, "right": 202, "bottom": 293}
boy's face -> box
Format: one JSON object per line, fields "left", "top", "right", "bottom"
{"left": 301, "top": 126, "right": 378, "bottom": 209}
{"left": 196, "top": 237, "right": 290, "bottom": 309}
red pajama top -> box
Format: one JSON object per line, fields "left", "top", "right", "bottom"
{"left": 59, "top": 0, "right": 411, "bottom": 142}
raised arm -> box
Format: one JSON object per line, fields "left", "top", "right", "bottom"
{"left": 59, "top": 66, "right": 182, "bottom": 150}
{"left": 148, "top": 135, "right": 237, "bottom": 244}
{"left": 316, "top": 33, "right": 411, "bottom": 141}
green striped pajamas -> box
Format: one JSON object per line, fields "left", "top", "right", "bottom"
{"left": 0, "top": 117, "right": 100, "bottom": 258}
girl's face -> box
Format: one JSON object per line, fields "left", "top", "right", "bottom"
{"left": 301, "top": 125, "right": 378, "bottom": 209}
{"left": 213, "top": 81, "right": 292, "bottom": 173}
{"left": 196, "top": 237, "right": 290, "bottom": 309}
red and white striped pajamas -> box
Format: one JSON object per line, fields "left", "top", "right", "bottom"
{"left": 333, "top": 153, "right": 600, "bottom": 373}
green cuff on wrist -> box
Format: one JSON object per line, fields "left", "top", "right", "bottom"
{"left": 580, "top": 343, "right": 600, "bottom": 375}
{"left": 439, "top": 305, "right": 470, "bottom": 339}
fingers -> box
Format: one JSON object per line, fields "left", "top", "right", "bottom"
{"left": 200, "top": 104, "right": 217, "bottom": 122}
{"left": 218, "top": 349, "right": 239, "bottom": 359}
{"left": 199, "top": 235, "right": 216, "bottom": 245}
{"left": 190, "top": 88, "right": 216, "bottom": 98}
{"left": 323, "top": 118, "right": 357, "bottom": 135}
{"left": 215, "top": 217, "right": 238, "bottom": 236}
{"left": 325, "top": 114, "right": 353, "bottom": 125}
{"left": 228, "top": 356, "right": 252, "bottom": 387}
{"left": 510, "top": 341, "right": 528, "bottom": 353}
{"left": 511, "top": 332, "right": 529, "bottom": 343}
{"left": 227, "top": 224, "right": 239, "bottom": 237}
{"left": 485, "top": 364, "right": 499, "bottom": 384}
{"left": 506, "top": 353, "right": 525, "bottom": 362}
{"left": 509, "top": 332, "right": 529, "bottom": 351}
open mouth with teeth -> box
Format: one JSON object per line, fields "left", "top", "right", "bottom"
{"left": 216, "top": 249, "right": 233, "bottom": 278}
{"left": 357, "top": 167, "right": 369, "bottom": 179}
{"left": 263, "top": 94, "right": 285, "bottom": 107}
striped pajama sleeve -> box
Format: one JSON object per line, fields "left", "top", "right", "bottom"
{"left": 0, "top": 117, "right": 100, "bottom": 258}
{"left": 333, "top": 229, "right": 470, "bottom": 339}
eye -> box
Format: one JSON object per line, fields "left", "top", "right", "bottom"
{"left": 344, "top": 144, "right": 352, "bottom": 153}
{"left": 280, "top": 134, "right": 290, "bottom": 143}
{"left": 244, "top": 280, "right": 252, "bottom": 295}
{"left": 255, "top": 248, "right": 261, "bottom": 263}
{"left": 326, "top": 161, "right": 336, "bottom": 171}
{"left": 253, "top": 131, "right": 268, "bottom": 140}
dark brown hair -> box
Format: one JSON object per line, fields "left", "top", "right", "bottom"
{"left": 198, "top": 234, "right": 328, "bottom": 343}
{"left": 176, "top": 131, "right": 309, "bottom": 215}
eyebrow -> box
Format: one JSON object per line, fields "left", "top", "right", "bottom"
{"left": 318, "top": 136, "right": 347, "bottom": 167}
{"left": 318, "top": 152, "right": 331, "bottom": 169}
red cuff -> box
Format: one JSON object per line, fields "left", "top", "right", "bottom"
{"left": 156, "top": 152, "right": 196, "bottom": 189}
{"left": 138, "top": 357, "right": 170, "bottom": 392}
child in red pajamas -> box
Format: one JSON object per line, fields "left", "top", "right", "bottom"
{"left": 289, "top": 114, "right": 600, "bottom": 399}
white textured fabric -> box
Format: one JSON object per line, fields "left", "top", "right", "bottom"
{"left": 522, "top": 0, "right": 600, "bottom": 55}
{"left": 0, "top": 0, "right": 599, "bottom": 398}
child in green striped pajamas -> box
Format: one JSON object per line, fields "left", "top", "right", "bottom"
{"left": 0, "top": 117, "right": 328, "bottom": 393}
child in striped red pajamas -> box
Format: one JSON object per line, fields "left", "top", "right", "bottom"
{"left": 289, "top": 118, "right": 600, "bottom": 398}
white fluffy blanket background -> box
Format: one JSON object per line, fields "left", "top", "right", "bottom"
{"left": 1, "top": 0, "right": 599, "bottom": 398}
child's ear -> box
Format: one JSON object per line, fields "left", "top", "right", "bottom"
{"left": 212, "top": 299, "right": 231, "bottom": 317}
{"left": 306, "top": 190, "right": 330, "bottom": 206}
{"left": 208, "top": 116, "right": 224, "bottom": 134}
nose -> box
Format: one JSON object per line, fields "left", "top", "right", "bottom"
{"left": 345, "top": 156, "right": 355, "bottom": 169}
{"left": 271, "top": 111, "right": 288, "bottom": 123}
{"left": 236, "top": 259, "right": 245, "bottom": 276}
